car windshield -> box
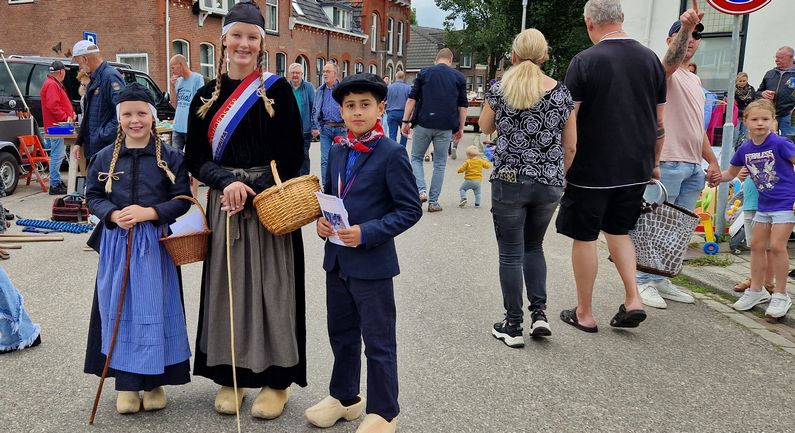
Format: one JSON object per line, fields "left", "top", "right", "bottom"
{"left": 0, "top": 63, "right": 33, "bottom": 98}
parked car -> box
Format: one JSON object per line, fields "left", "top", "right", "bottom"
{"left": 0, "top": 56, "right": 174, "bottom": 127}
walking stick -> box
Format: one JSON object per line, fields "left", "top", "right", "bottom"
{"left": 89, "top": 226, "right": 135, "bottom": 425}
{"left": 226, "top": 212, "right": 241, "bottom": 433}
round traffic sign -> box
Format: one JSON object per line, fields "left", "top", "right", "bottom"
{"left": 705, "top": 0, "right": 771, "bottom": 15}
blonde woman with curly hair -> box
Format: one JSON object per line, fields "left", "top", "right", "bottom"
{"left": 479, "top": 28, "right": 576, "bottom": 348}
{"left": 183, "top": 0, "right": 306, "bottom": 419}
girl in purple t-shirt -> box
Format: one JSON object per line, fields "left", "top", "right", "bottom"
{"left": 718, "top": 100, "right": 794, "bottom": 318}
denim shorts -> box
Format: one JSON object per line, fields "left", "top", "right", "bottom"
{"left": 753, "top": 210, "right": 795, "bottom": 224}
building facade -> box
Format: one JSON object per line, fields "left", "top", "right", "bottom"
{"left": 1, "top": 0, "right": 411, "bottom": 94}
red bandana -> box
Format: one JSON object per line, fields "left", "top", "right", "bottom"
{"left": 333, "top": 119, "right": 385, "bottom": 153}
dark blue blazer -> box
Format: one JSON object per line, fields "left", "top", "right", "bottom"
{"left": 323, "top": 136, "right": 422, "bottom": 280}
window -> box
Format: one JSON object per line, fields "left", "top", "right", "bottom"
{"left": 0, "top": 63, "right": 33, "bottom": 98}
{"left": 386, "top": 18, "right": 394, "bottom": 55}
{"left": 266, "top": 0, "right": 278, "bottom": 32}
{"left": 200, "top": 0, "right": 236, "bottom": 14}
{"left": 291, "top": 1, "right": 304, "bottom": 16}
{"left": 355, "top": 63, "right": 364, "bottom": 74}
{"left": 172, "top": 40, "right": 190, "bottom": 66}
{"left": 397, "top": 21, "right": 404, "bottom": 56}
{"left": 460, "top": 53, "right": 472, "bottom": 68}
{"left": 385, "top": 64, "right": 393, "bottom": 82}
{"left": 276, "top": 53, "right": 287, "bottom": 76}
{"left": 200, "top": 43, "right": 216, "bottom": 79}
{"left": 333, "top": 7, "right": 351, "bottom": 30}
{"left": 27, "top": 65, "right": 49, "bottom": 98}
{"left": 368, "top": 64, "right": 377, "bottom": 75}
{"left": 316, "top": 58, "right": 325, "bottom": 86}
{"left": 117, "top": 53, "right": 149, "bottom": 74}
{"left": 370, "top": 13, "right": 378, "bottom": 52}
{"left": 133, "top": 74, "right": 163, "bottom": 103}
{"left": 475, "top": 75, "right": 483, "bottom": 93}
{"left": 465, "top": 76, "right": 473, "bottom": 92}
{"left": 329, "top": 58, "right": 337, "bottom": 64}
{"left": 263, "top": 51, "right": 269, "bottom": 71}
{"left": 342, "top": 61, "right": 350, "bottom": 78}
{"left": 8, "top": 0, "right": 35, "bottom": 4}
{"left": 296, "top": 55, "right": 309, "bottom": 77}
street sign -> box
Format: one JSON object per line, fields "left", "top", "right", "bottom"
{"left": 705, "top": 0, "right": 771, "bottom": 15}
{"left": 82, "top": 32, "right": 97, "bottom": 45}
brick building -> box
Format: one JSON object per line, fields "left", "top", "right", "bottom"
{"left": 1, "top": 0, "right": 411, "bottom": 94}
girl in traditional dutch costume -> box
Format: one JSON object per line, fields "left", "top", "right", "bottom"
{"left": 183, "top": 0, "right": 306, "bottom": 419}
{"left": 83, "top": 83, "right": 193, "bottom": 414}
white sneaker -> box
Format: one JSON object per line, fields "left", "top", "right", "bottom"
{"left": 655, "top": 279, "right": 695, "bottom": 304}
{"left": 638, "top": 283, "right": 667, "bottom": 309}
{"left": 765, "top": 293, "right": 792, "bottom": 318}
{"left": 733, "top": 289, "right": 771, "bottom": 311}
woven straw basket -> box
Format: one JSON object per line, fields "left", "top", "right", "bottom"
{"left": 253, "top": 160, "right": 321, "bottom": 235}
{"left": 160, "top": 195, "right": 211, "bottom": 266}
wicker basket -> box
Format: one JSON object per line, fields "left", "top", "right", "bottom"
{"left": 160, "top": 195, "right": 211, "bottom": 266}
{"left": 253, "top": 160, "right": 321, "bottom": 235}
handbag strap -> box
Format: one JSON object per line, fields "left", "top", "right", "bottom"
{"left": 641, "top": 179, "right": 669, "bottom": 213}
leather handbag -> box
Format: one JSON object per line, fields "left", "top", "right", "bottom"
{"left": 629, "top": 180, "right": 699, "bottom": 277}
{"left": 51, "top": 193, "right": 90, "bottom": 222}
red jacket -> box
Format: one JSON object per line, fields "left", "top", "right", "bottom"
{"left": 40, "top": 75, "right": 75, "bottom": 128}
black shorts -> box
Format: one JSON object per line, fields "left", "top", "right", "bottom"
{"left": 555, "top": 184, "right": 646, "bottom": 241}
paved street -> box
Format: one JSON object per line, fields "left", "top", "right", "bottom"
{"left": 1, "top": 132, "right": 794, "bottom": 432}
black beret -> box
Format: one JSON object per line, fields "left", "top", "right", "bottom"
{"left": 117, "top": 83, "right": 155, "bottom": 106}
{"left": 332, "top": 73, "right": 388, "bottom": 105}
{"left": 223, "top": 0, "right": 265, "bottom": 33}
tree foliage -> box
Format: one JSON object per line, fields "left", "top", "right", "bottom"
{"left": 435, "top": 0, "right": 591, "bottom": 81}
{"left": 411, "top": 8, "right": 417, "bottom": 25}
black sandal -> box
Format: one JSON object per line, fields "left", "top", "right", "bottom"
{"left": 559, "top": 308, "right": 598, "bottom": 333}
{"left": 609, "top": 304, "right": 647, "bottom": 328}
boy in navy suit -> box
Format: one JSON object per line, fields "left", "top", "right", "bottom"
{"left": 305, "top": 74, "right": 422, "bottom": 433}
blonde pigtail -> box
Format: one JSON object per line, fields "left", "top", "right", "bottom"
{"left": 257, "top": 40, "right": 275, "bottom": 118}
{"left": 151, "top": 124, "right": 176, "bottom": 184}
{"left": 104, "top": 128, "right": 125, "bottom": 193}
{"left": 197, "top": 42, "right": 227, "bottom": 119}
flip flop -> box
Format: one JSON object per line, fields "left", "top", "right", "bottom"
{"left": 559, "top": 308, "right": 598, "bottom": 333}
{"left": 610, "top": 304, "right": 647, "bottom": 328}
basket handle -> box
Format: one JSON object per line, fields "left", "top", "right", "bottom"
{"left": 168, "top": 194, "right": 210, "bottom": 232}
{"left": 270, "top": 160, "right": 282, "bottom": 189}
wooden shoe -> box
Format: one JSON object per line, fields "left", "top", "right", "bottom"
{"left": 143, "top": 386, "right": 167, "bottom": 411}
{"left": 305, "top": 395, "right": 366, "bottom": 428}
{"left": 356, "top": 414, "right": 397, "bottom": 433}
{"left": 116, "top": 391, "right": 141, "bottom": 414}
{"left": 251, "top": 386, "right": 290, "bottom": 419}
{"left": 214, "top": 386, "right": 246, "bottom": 415}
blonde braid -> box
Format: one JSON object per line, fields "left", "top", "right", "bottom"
{"left": 104, "top": 128, "right": 125, "bottom": 193}
{"left": 197, "top": 40, "right": 227, "bottom": 119}
{"left": 257, "top": 39, "right": 275, "bottom": 117}
{"left": 152, "top": 124, "right": 176, "bottom": 184}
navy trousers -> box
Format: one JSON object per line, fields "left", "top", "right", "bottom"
{"left": 326, "top": 267, "right": 399, "bottom": 421}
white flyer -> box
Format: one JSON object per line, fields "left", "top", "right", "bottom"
{"left": 314, "top": 192, "right": 351, "bottom": 247}
{"left": 168, "top": 209, "right": 205, "bottom": 237}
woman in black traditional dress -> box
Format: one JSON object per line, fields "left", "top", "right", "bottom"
{"left": 184, "top": 0, "right": 306, "bottom": 419}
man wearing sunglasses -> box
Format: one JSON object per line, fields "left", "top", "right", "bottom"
{"left": 635, "top": 4, "right": 722, "bottom": 310}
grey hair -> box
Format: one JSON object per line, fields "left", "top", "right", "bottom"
{"left": 778, "top": 46, "right": 795, "bottom": 57}
{"left": 288, "top": 62, "right": 304, "bottom": 74}
{"left": 584, "top": 0, "right": 623, "bottom": 26}
{"left": 324, "top": 62, "right": 339, "bottom": 74}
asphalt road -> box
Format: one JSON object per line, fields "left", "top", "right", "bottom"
{"left": 1, "top": 132, "right": 793, "bottom": 432}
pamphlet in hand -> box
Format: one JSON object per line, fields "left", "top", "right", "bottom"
{"left": 168, "top": 209, "right": 205, "bottom": 237}
{"left": 315, "top": 192, "right": 351, "bottom": 247}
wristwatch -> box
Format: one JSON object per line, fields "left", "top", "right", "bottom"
{"left": 401, "top": 120, "right": 410, "bottom": 123}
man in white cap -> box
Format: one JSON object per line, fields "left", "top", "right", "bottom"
{"left": 72, "top": 40, "right": 125, "bottom": 161}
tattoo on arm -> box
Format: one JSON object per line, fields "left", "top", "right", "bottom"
{"left": 663, "top": 32, "right": 689, "bottom": 69}
{"left": 656, "top": 127, "right": 665, "bottom": 139}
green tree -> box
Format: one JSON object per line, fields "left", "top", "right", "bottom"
{"left": 435, "top": 0, "right": 591, "bottom": 81}
{"left": 411, "top": 8, "right": 417, "bottom": 26}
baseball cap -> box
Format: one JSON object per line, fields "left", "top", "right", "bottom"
{"left": 72, "top": 40, "right": 100, "bottom": 57}
{"left": 48, "top": 60, "right": 65, "bottom": 73}
{"left": 668, "top": 21, "right": 705, "bottom": 37}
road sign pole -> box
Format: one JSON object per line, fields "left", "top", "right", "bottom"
{"left": 714, "top": 15, "right": 742, "bottom": 237}
{"left": 521, "top": 0, "right": 528, "bottom": 31}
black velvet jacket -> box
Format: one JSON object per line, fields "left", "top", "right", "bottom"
{"left": 184, "top": 74, "right": 304, "bottom": 192}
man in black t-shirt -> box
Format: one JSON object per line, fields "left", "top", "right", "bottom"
{"left": 556, "top": 0, "right": 666, "bottom": 333}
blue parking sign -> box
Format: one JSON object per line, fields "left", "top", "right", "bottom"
{"left": 83, "top": 32, "right": 97, "bottom": 45}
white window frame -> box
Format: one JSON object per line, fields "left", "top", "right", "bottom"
{"left": 200, "top": 43, "right": 216, "bottom": 79}
{"left": 276, "top": 52, "right": 287, "bottom": 76}
{"left": 370, "top": 13, "right": 378, "bottom": 52}
{"left": 200, "top": 0, "right": 237, "bottom": 15}
{"left": 333, "top": 7, "right": 351, "bottom": 30}
{"left": 263, "top": 51, "right": 269, "bottom": 71}
{"left": 172, "top": 39, "right": 190, "bottom": 66}
{"left": 397, "top": 21, "right": 404, "bottom": 56}
{"left": 355, "top": 62, "right": 364, "bottom": 74}
{"left": 386, "top": 18, "right": 394, "bottom": 55}
{"left": 116, "top": 53, "right": 150, "bottom": 74}
{"left": 296, "top": 55, "right": 309, "bottom": 78}
{"left": 460, "top": 53, "right": 472, "bottom": 68}
{"left": 316, "top": 57, "right": 325, "bottom": 86}
{"left": 368, "top": 64, "right": 377, "bottom": 75}
{"left": 291, "top": 1, "right": 304, "bottom": 16}
{"left": 266, "top": 0, "right": 278, "bottom": 33}
{"left": 342, "top": 60, "right": 350, "bottom": 78}
{"left": 8, "top": 0, "right": 35, "bottom": 4}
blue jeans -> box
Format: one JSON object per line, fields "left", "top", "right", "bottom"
{"left": 44, "top": 137, "right": 65, "bottom": 187}
{"left": 320, "top": 124, "right": 348, "bottom": 183}
{"left": 637, "top": 161, "right": 705, "bottom": 284}
{"left": 386, "top": 110, "right": 408, "bottom": 147}
{"left": 778, "top": 114, "right": 795, "bottom": 137}
{"left": 410, "top": 126, "right": 452, "bottom": 204}
{"left": 300, "top": 133, "right": 312, "bottom": 176}
{"left": 491, "top": 177, "right": 563, "bottom": 322}
{"left": 459, "top": 179, "right": 482, "bottom": 205}
{"left": 0, "top": 265, "right": 41, "bottom": 352}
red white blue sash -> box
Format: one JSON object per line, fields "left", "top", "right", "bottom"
{"left": 208, "top": 70, "right": 280, "bottom": 162}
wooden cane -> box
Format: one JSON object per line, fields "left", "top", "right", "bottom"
{"left": 89, "top": 225, "right": 135, "bottom": 425}
{"left": 225, "top": 212, "right": 242, "bottom": 433}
